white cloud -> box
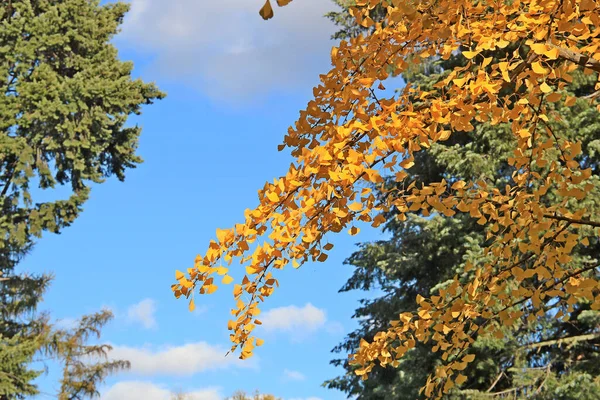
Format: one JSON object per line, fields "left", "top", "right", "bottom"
{"left": 126, "top": 298, "right": 157, "bottom": 329}
{"left": 288, "top": 397, "right": 323, "bottom": 400}
{"left": 283, "top": 369, "right": 306, "bottom": 381}
{"left": 102, "top": 381, "right": 221, "bottom": 400}
{"left": 260, "top": 303, "right": 326, "bottom": 339}
{"left": 107, "top": 341, "right": 255, "bottom": 376}
{"left": 116, "top": 0, "right": 337, "bottom": 100}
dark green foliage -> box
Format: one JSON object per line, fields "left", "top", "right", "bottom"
{"left": 0, "top": 0, "right": 164, "bottom": 253}
{"left": 0, "top": 333, "right": 43, "bottom": 398}
{"left": 0, "top": 245, "right": 51, "bottom": 399}
{"left": 324, "top": 2, "right": 600, "bottom": 399}
{"left": 0, "top": 0, "right": 164, "bottom": 397}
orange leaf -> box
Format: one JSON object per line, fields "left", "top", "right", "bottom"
{"left": 259, "top": 0, "right": 274, "bottom": 19}
{"left": 348, "top": 226, "right": 360, "bottom": 236}
{"left": 546, "top": 92, "right": 562, "bottom": 102}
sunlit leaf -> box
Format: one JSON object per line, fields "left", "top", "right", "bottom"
{"left": 259, "top": 0, "right": 274, "bottom": 20}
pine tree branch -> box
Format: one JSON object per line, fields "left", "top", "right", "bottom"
{"left": 0, "top": 159, "right": 17, "bottom": 200}
{"left": 485, "top": 371, "right": 505, "bottom": 393}
{"left": 522, "top": 332, "right": 600, "bottom": 350}
{"left": 533, "top": 363, "right": 552, "bottom": 396}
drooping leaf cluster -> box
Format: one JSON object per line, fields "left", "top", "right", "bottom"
{"left": 175, "top": 0, "right": 600, "bottom": 397}
{"left": 0, "top": 0, "right": 163, "bottom": 397}
{"left": 323, "top": 5, "right": 600, "bottom": 398}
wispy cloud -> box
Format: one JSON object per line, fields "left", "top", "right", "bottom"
{"left": 107, "top": 341, "right": 256, "bottom": 376}
{"left": 116, "top": 0, "right": 337, "bottom": 101}
{"left": 126, "top": 298, "right": 157, "bottom": 329}
{"left": 102, "top": 380, "right": 221, "bottom": 400}
{"left": 288, "top": 397, "right": 323, "bottom": 400}
{"left": 283, "top": 369, "right": 306, "bottom": 382}
{"left": 261, "top": 303, "right": 326, "bottom": 334}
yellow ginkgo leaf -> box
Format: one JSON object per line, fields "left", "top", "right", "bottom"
{"left": 540, "top": 82, "right": 553, "bottom": 93}
{"left": 455, "top": 374, "right": 468, "bottom": 385}
{"left": 348, "top": 202, "right": 363, "bottom": 211}
{"left": 222, "top": 275, "right": 234, "bottom": 285}
{"left": 453, "top": 77, "right": 468, "bottom": 87}
{"left": 544, "top": 46, "right": 559, "bottom": 59}
{"left": 256, "top": 338, "right": 265, "bottom": 346}
{"left": 175, "top": 270, "right": 185, "bottom": 280}
{"left": 266, "top": 191, "right": 279, "bottom": 202}
{"left": 462, "top": 50, "right": 479, "bottom": 59}
{"left": 259, "top": 0, "right": 274, "bottom": 20}
{"left": 206, "top": 284, "right": 218, "bottom": 295}
{"left": 216, "top": 228, "right": 233, "bottom": 243}
{"left": 531, "top": 61, "right": 549, "bottom": 74}
{"left": 189, "top": 299, "right": 195, "bottom": 312}
{"left": 530, "top": 43, "right": 548, "bottom": 54}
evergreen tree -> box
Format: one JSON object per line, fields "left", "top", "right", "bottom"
{"left": 0, "top": 333, "right": 43, "bottom": 397}
{"left": 0, "top": 0, "right": 164, "bottom": 396}
{"left": 49, "top": 310, "right": 130, "bottom": 400}
{"left": 324, "top": 2, "right": 600, "bottom": 399}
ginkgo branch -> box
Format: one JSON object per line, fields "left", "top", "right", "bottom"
{"left": 549, "top": 43, "right": 600, "bottom": 73}
{"left": 543, "top": 214, "right": 600, "bottom": 228}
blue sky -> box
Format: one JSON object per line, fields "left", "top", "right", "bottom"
{"left": 21, "top": 1, "right": 392, "bottom": 399}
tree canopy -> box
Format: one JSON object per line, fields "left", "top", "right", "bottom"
{"left": 174, "top": 0, "right": 600, "bottom": 397}
{"left": 0, "top": 0, "right": 163, "bottom": 396}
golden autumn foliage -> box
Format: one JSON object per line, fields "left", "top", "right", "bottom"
{"left": 173, "top": 0, "right": 600, "bottom": 397}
